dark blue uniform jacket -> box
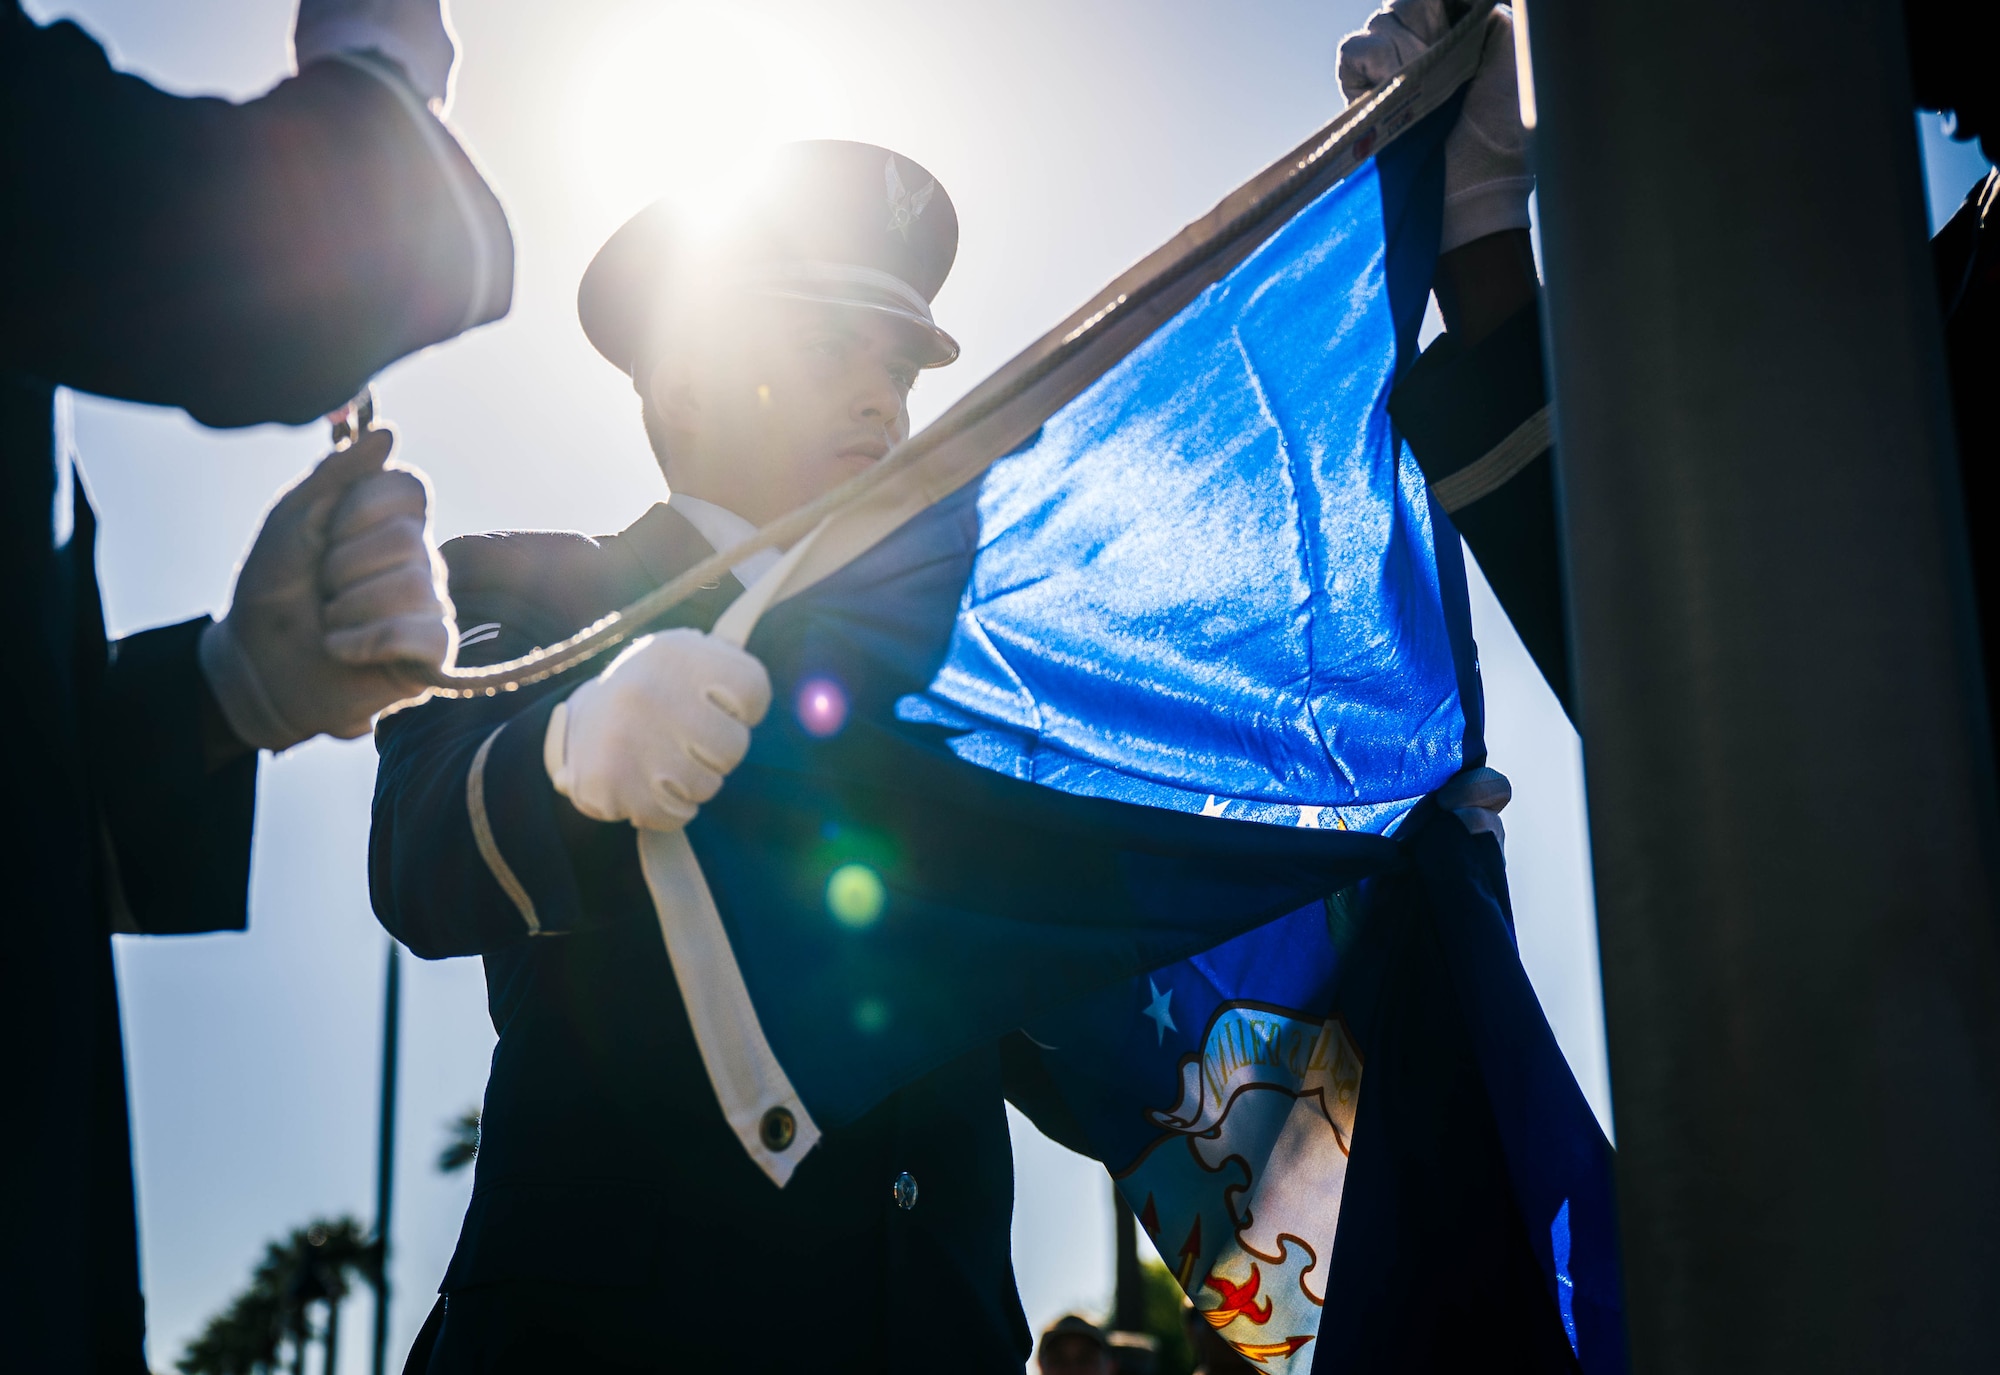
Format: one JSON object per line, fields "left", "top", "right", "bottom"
{"left": 371, "top": 504, "right": 1037, "bottom": 1373}
{"left": 0, "top": 6, "right": 511, "bottom": 1367}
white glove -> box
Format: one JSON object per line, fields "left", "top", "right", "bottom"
{"left": 1338, "top": 1, "right": 1532, "bottom": 253}
{"left": 294, "top": 0, "right": 458, "bottom": 109}
{"left": 545, "top": 630, "right": 773, "bottom": 832}
{"left": 200, "top": 429, "right": 456, "bottom": 752}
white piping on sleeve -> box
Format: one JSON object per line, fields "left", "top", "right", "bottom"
{"left": 467, "top": 725, "right": 543, "bottom": 935}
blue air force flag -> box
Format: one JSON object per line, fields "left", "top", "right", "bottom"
{"left": 643, "top": 7, "right": 1624, "bottom": 1372}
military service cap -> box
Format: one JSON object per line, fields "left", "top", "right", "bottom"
{"left": 578, "top": 139, "right": 961, "bottom": 378}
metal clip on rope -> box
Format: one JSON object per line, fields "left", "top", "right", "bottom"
{"left": 328, "top": 387, "right": 375, "bottom": 450}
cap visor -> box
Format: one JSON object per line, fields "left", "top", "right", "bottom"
{"left": 752, "top": 286, "right": 961, "bottom": 367}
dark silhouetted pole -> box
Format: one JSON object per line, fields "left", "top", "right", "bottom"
{"left": 1112, "top": 1193, "right": 1143, "bottom": 1332}
{"left": 1525, "top": 0, "right": 2000, "bottom": 1367}
{"left": 371, "top": 941, "right": 402, "bottom": 1375}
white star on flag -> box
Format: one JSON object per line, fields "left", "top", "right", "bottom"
{"left": 1143, "top": 977, "right": 1177, "bottom": 1044}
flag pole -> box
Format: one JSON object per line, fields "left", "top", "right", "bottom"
{"left": 1525, "top": 0, "right": 2000, "bottom": 1366}
{"left": 370, "top": 940, "right": 402, "bottom": 1375}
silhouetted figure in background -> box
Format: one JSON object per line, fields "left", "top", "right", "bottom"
{"left": 1039, "top": 1315, "right": 1115, "bottom": 1375}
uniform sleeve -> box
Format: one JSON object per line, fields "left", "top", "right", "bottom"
{"left": 370, "top": 670, "right": 648, "bottom": 959}
{"left": 372, "top": 527, "right": 719, "bottom": 959}
{"left": 1389, "top": 299, "right": 1573, "bottom": 719}
{"left": 0, "top": 9, "right": 512, "bottom": 428}
{"left": 94, "top": 617, "right": 257, "bottom": 935}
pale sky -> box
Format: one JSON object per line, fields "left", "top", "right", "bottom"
{"left": 26, "top": 0, "right": 1988, "bottom": 1369}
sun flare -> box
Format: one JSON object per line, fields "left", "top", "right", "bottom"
{"left": 566, "top": 5, "right": 848, "bottom": 239}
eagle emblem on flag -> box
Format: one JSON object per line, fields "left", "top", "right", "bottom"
{"left": 1120, "top": 1003, "right": 1360, "bottom": 1372}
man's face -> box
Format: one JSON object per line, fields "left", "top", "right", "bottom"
{"left": 1037, "top": 1335, "right": 1112, "bottom": 1375}
{"left": 651, "top": 299, "right": 926, "bottom": 525}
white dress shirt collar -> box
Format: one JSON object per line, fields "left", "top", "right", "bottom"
{"left": 668, "top": 492, "right": 783, "bottom": 588}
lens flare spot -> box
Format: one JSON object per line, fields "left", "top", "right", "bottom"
{"left": 853, "top": 997, "right": 891, "bottom": 1034}
{"left": 796, "top": 677, "right": 849, "bottom": 738}
{"left": 826, "top": 863, "right": 885, "bottom": 928}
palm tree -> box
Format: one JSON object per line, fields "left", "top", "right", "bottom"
{"left": 179, "top": 1216, "right": 379, "bottom": 1375}
{"left": 286, "top": 1218, "right": 377, "bottom": 1375}
{"left": 175, "top": 1278, "right": 282, "bottom": 1375}
{"left": 437, "top": 1106, "right": 481, "bottom": 1174}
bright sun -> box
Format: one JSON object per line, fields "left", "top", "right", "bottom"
{"left": 566, "top": 4, "right": 848, "bottom": 238}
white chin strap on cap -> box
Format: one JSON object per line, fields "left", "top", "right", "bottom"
{"left": 737, "top": 260, "right": 960, "bottom": 366}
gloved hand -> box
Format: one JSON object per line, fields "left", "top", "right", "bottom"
{"left": 1338, "top": 1, "right": 1532, "bottom": 253}
{"left": 294, "top": 0, "right": 458, "bottom": 109}
{"left": 199, "top": 429, "right": 456, "bottom": 752}
{"left": 545, "top": 630, "right": 773, "bottom": 832}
